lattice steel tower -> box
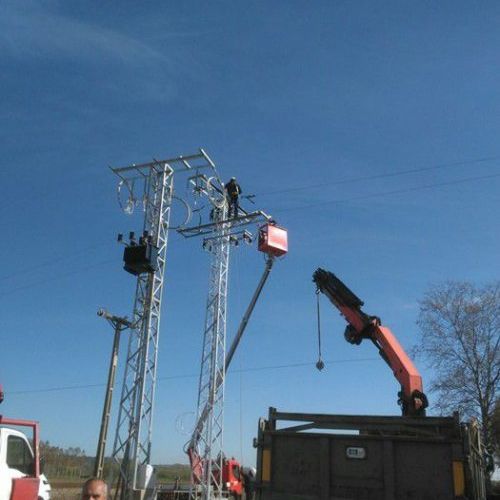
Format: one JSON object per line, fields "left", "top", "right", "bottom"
{"left": 179, "top": 178, "right": 272, "bottom": 500}
{"left": 109, "top": 151, "right": 219, "bottom": 499}
{"left": 194, "top": 198, "right": 230, "bottom": 499}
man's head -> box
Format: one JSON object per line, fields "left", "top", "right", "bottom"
{"left": 81, "top": 478, "right": 108, "bottom": 500}
{"left": 231, "top": 177, "right": 236, "bottom": 181}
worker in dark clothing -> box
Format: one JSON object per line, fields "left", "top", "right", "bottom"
{"left": 242, "top": 467, "right": 256, "bottom": 499}
{"left": 225, "top": 177, "right": 242, "bottom": 218}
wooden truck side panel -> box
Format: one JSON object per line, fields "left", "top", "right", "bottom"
{"left": 258, "top": 431, "right": 457, "bottom": 500}
{"left": 255, "top": 410, "right": 486, "bottom": 500}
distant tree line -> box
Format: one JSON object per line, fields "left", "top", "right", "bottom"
{"left": 39, "top": 441, "right": 191, "bottom": 484}
{"left": 39, "top": 441, "right": 92, "bottom": 479}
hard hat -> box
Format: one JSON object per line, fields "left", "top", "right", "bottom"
{"left": 231, "top": 176, "right": 236, "bottom": 181}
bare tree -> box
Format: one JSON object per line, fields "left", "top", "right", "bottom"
{"left": 416, "top": 281, "right": 500, "bottom": 454}
{"left": 493, "top": 399, "right": 500, "bottom": 463}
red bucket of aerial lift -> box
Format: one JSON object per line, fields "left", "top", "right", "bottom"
{"left": 258, "top": 223, "right": 288, "bottom": 257}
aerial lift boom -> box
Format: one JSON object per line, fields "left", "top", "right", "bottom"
{"left": 187, "top": 254, "right": 274, "bottom": 450}
{"left": 313, "top": 268, "right": 428, "bottom": 417}
{"left": 187, "top": 223, "right": 287, "bottom": 498}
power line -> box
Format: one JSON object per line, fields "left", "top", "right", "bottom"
{"left": 256, "top": 155, "right": 500, "bottom": 197}
{"left": 3, "top": 168, "right": 499, "bottom": 297}
{"left": 274, "top": 172, "right": 500, "bottom": 214}
{"left": 8, "top": 382, "right": 105, "bottom": 395}
{"left": 0, "top": 243, "right": 107, "bottom": 283}
{"left": 3, "top": 155, "right": 499, "bottom": 288}
{"left": 6, "top": 357, "right": 380, "bottom": 395}
{"left": 0, "top": 259, "right": 116, "bottom": 297}
{"left": 226, "top": 357, "right": 379, "bottom": 374}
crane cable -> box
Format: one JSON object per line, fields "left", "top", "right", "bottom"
{"left": 315, "top": 289, "right": 325, "bottom": 371}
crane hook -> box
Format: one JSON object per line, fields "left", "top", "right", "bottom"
{"left": 315, "top": 289, "right": 325, "bottom": 371}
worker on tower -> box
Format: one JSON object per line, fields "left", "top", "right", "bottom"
{"left": 225, "top": 177, "right": 242, "bottom": 218}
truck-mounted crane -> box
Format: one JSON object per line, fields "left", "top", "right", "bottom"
{"left": 312, "top": 268, "right": 428, "bottom": 417}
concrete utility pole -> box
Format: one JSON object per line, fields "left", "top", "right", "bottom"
{"left": 94, "top": 309, "right": 133, "bottom": 479}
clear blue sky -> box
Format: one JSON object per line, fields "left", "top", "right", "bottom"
{"left": 1, "top": 1, "right": 499, "bottom": 466}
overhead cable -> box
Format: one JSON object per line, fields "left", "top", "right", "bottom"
{"left": 256, "top": 155, "right": 500, "bottom": 197}
{"left": 274, "top": 172, "right": 500, "bottom": 214}
{"left": 7, "top": 357, "right": 380, "bottom": 395}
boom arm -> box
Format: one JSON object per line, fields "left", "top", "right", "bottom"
{"left": 313, "top": 268, "right": 428, "bottom": 417}
{"left": 187, "top": 255, "right": 276, "bottom": 479}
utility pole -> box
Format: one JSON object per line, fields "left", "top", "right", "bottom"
{"left": 94, "top": 308, "right": 133, "bottom": 479}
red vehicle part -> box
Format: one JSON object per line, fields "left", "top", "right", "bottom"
{"left": 313, "top": 268, "right": 428, "bottom": 416}
{"left": 0, "top": 417, "right": 40, "bottom": 478}
{"left": 10, "top": 478, "right": 40, "bottom": 500}
{"left": 222, "top": 458, "right": 244, "bottom": 496}
{"left": 258, "top": 224, "right": 288, "bottom": 257}
{"left": 0, "top": 416, "right": 41, "bottom": 500}
{"left": 187, "top": 449, "right": 243, "bottom": 497}
{"left": 187, "top": 448, "right": 202, "bottom": 485}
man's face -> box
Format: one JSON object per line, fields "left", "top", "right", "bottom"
{"left": 81, "top": 480, "right": 107, "bottom": 500}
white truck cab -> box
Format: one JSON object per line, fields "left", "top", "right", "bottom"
{"left": 0, "top": 427, "right": 51, "bottom": 500}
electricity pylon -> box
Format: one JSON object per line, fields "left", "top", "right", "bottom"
{"left": 108, "top": 149, "right": 271, "bottom": 499}
{"left": 179, "top": 179, "right": 272, "bottom": 499}
{"left": 194, "top": 199, "right": 230, "bottom": 499}
{"left": 109, "top": 151, "right": 218, "bottom": 499}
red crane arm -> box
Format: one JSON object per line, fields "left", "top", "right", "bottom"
{"left": 373, "top": 325, "right": 424, "bottom": 398}
{"left": 313, "top": 268, "right": 428, "bottom": 416}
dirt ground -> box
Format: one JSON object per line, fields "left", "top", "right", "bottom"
{"left": 50, "top": 487, "right": 81, "bottom": 500}
{"left": 51, "top": 483, "right": 125, "bottom": 500}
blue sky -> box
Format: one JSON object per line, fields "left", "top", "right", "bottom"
{"left": 1, "top": 1, "right": 499, "bottom": 466}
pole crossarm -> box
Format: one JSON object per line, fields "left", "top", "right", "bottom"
{"left": 111, "top": 149, "right": 219, "bottom": 179}
{"left": 177, "top": 210, "right": 271, "bottom": 238}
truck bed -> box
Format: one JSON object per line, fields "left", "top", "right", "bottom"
{"left": 254, "top": 408, "right": 486, "bottom": 500}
